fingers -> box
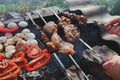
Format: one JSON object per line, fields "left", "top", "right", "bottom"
{"left": 106, "top": 18, "right": 120, "bottom": 37}
{"left": 112, "top": 26, "right": 120, "bottom": 34}
{"left": 116, "top": 31, "right": 120, "bottom": 36}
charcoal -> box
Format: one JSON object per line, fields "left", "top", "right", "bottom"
{"left": 66, "top": 65, "right": 85, "bottom": 80}
{"left": 80, "top": 45, "right": 118, "bottom": 80}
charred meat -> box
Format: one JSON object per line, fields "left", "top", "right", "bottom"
{"left": 43, "top": 21, "right": 58, "bottom": 35}
{"left": 51, "top": 32, "right": 75, "bottom": 55}
{"left": 58, "top": 16, "right": 80, "bottom": 42}
{"left": 63, "top": 12, "right": 87, "bottom": 25}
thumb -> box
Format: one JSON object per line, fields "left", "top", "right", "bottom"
{"left": 102, "top": 60, "right": 111, "bottom": 70}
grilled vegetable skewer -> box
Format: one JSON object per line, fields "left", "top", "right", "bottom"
{"left": 26, "top": 13, "right": 72, "bottom": 80}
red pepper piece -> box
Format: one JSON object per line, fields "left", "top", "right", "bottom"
{"left": 0, "top": 25, "right": 18, "bottom": 33}
{"left": 25, "top": 49, "right": 51, "bottom": 71}
{"left": 0, "top": 62, "right": 21, "bottom": 80}
{"left": 27, "top": 44, "right": 42, "bottom": 58}
{"left": 10, "top": 52, "right": 27, "bottom": 68}
{"left": 0, "top": 54, "right": 7, "bottom": 69}
{"left": 0, "top": 54, "right": 4, "bottom": 61}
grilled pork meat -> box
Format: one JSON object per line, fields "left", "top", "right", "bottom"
{"left": 63, "top": 12, "right": 87, "bottom": 24}
{"left": 33, "top": 24, "right": 56, "bottom": 52}
{"left": 58, "top": 16, "right": 80, "bottom": 42}
{"left": 51, "top": 32, "right": 75, "bottom": 55}
{"left": 43, "top": 21, "right": 58, "bottom": 35}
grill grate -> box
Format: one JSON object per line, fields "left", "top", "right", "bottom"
{"left": 0, "top": 8, "right": 120, "bottom": 80}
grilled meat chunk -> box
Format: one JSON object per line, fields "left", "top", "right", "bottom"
{"left": 51, "top": 32, "right": 75, "bottom": 55}
{"left": 43, "top": 21, "right": 58, "bottom": 35}
{"left": 58, "top": 16, "right": 80, "bottom": 42}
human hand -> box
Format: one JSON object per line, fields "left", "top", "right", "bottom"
{"left": 102, "top": 55, "right": 120, "bottom": 80}
{"left": 106, "top": 18, "right": 120, "bottom": 37}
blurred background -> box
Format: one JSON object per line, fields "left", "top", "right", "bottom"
{"left": 0, "top": 0, "right": 120, "bottom": 15}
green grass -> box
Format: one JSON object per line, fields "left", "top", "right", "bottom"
{"left": 0, "top": 0, "right": 68, "bottom": 13}
{"left": 92, "top": 0, "right": 120, "bottom": 15}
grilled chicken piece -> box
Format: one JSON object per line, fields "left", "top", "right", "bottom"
{"left": 51, "top": 32, "right": 75, "bottom": 55}
{"left": 58, "top": 16, "right": 80, "bottom": 42}
{"left": 63, "top": 12, "right": 87, "bottom": 24}
{"left": 43, "top": 21, "right": 58, "bottom": 35}
{"left": 64, "top": 24, "right": 80, "bottom": 42}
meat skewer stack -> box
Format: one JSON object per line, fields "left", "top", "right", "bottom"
{"left": 49, "top": 8, "right": 104, "bottom": 62}
{"left": 36, "top": 10, "right": 89, "bottom": 80}
{"left": 26, "top": 13, "right": 73, "bottom": 80}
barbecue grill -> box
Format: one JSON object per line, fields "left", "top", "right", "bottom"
{"left": 0, "top": 6, "right": 120, "bottom": 80}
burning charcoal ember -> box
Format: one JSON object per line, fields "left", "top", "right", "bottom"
{"left": 18, "top": 68, "right": 52, "bottom": 80}
{"left": 80, "top": 45, "right": 118, "bottom": 80}
{"left": 66, "top": 65, "right": 86, "bottom": 80}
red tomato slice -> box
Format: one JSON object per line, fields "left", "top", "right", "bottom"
{"left": 16, "top": 42, "right": 29, "bottom": 53}
{"left": 27, "top": 45, "right": 42, "bottom": 58}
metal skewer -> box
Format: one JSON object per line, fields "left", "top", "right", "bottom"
{"left": 26, "top": 13, "right": 72, "bottom": 80}
{"left": 49, "top": 8, "right": 103, "bottom": 59}
{"left": 36, "top": 10, "right": 89, "bottom": 80}
{"left": 49, "top": 7, "right": 105, "bottom": 80}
